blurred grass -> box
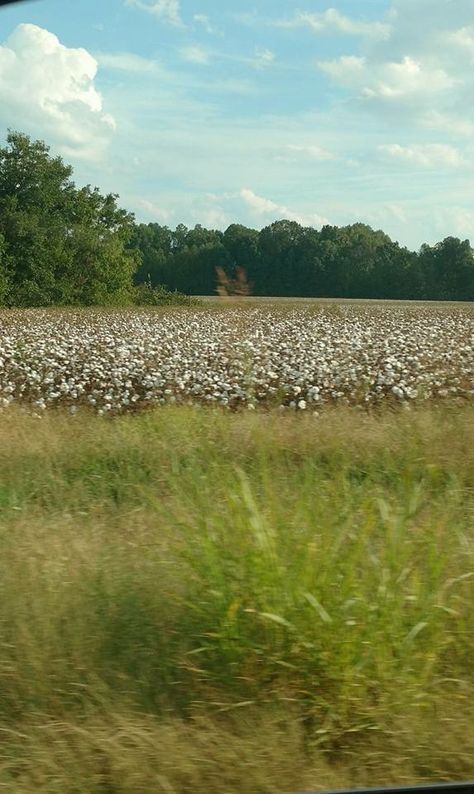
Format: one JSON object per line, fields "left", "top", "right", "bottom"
{"left": 0, "top": 404, "right": 473, "bottom": 792}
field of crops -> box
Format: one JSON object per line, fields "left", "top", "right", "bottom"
{"left": 0, "top": 301, "right": 473, "bottom": 414}
{"left": 1, "top": 301, "right": 474, "bottom": 791}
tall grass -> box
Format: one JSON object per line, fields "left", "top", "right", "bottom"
{"left": 0, "top": 405, "right": 473, "bottom": 792}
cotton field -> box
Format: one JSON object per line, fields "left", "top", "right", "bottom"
{"left": 0, "top": 303, "right": 473, "bottom": 414}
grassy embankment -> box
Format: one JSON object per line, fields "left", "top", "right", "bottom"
{"left": 0, "top": 404, "right": 473, "bottom": 792}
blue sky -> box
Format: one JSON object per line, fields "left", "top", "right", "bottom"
{"left": 1, "top": 0, "right": 474, "bottom": 248}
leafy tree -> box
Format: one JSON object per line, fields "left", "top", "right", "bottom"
{"left": 0, "top": 233, "right": 11, "bottom": 305}
{"left": 223, "top": 224, "right": 259, "bottom": 270}
{"left": 184, "top": 224, "right": 223, "bottom": 249}
{"left": 171, "top": 223, "right": 189, "bottom": 253}
{"left": 257, "top": 220, "right": 312, "bottom": 295}
{"left": 0, "top": 131, "right": 138, "bottom": 306}
{"left": 220, "top": 224, "right": 260, "bottom": 292}
{"left": 419, "top": 237, "right": 474, "bottom": 301}
{"left": 367, "top": 242, "right": 419, "bottom": 299}
{"left": 170, "top": 241, "right": 231, "bottom": 294}
{"left": 130, "top": 223, "right": 173, "bottom": 286}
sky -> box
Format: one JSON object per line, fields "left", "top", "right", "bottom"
{"left": 1, "top": 0, "right": 474, "bottom": 249}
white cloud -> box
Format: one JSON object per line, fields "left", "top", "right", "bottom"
{"left": 240, "top": 188, "right": 328, "bottom": 227}
{"left": 240, "top": 188, "right": 279, "bottom": 215}
{"left": 423, "top": 110, "right": 474, "bottom": 138}
{"left": 0, "top": 24, "right": 114, "bottom": 160}
{"left": 363, "top": 57, "right": 454, "bottom": 99}
{"left": 286, "top": 143, "right": 334, "bottom": 161}
{"left": 319, "top": 54, "right": 455, "bottom": 101}
{"left": 200, "top": 206, "right": 233, "bottom": 228}
{"left": 379, "top": 143, "right": 464, "bottom": 167}
{"left": 136, "top": 198, "right": 172, "bottom": 222}
{"left": 125, "top": 0, "right": 184, "bottom": 28}
{"left": 447, "top": 26, "right": 474, "bottom": 55}
{"left": 317, "top": 55, "right": 366, "bottom": 84}
{"left": 179, "top": 45, "right": 210, "bottom": 65}
{"left": 278, "top": 8, "right": 391, "bottom": 40}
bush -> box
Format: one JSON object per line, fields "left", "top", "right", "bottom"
{"left": 133, "top": 281, "right": 202, "bottom": 307}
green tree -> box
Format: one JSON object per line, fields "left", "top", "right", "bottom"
{"left": 0, "top": 233, "right": 11, "bottom": 305}
{"left": 316, "top": 224, "right": 392, "bottom": 298}
{"left": 170, "top": 241, "right": 231, "bottom": 294}
{"left": 418, "top": 237, "right": 474, "bottom": 301}
{"left": 223, "top": 224, "right": 260, "bottom": 288}
{"left": 257, "top": 220, "right": 312, "bottom": 295}
{"left": 129, "top": 223, "right": 173, "bottom": 286}
{"left": 0, "top": 131, "right": 138, "bottom": 306}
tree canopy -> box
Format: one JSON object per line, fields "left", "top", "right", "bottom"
{"left": 1, "top": 131, "right": 474, "bottom": 305}
{"left": 130, "top": 219, "right": 474, "bottom": 302}
{"left": 0, "top": 131, "right": 138, "bottom": 306}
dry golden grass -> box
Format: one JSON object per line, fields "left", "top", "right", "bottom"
{"left": 0, "top": 404, "right": 473, "bottom": 791}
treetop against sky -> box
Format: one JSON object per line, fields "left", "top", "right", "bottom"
{"left": 0, "top": 0, "right": 474, "bottom": 248}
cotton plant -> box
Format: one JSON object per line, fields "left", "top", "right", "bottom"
{"left": 0, "top": 304, "right": 472, "bottom": 415}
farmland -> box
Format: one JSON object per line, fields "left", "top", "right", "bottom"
{"left": 0, "top": 302, "right": 473, "bottom": 792}
{"left": 0, "top": 301, "right": 473, "bottom": 414}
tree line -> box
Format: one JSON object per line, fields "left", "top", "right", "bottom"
{"left": 1, "top": 131, "right": 474, "bottom": 305}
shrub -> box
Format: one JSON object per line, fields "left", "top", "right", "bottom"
{"left": 133, "top": 280, "right": 202, "bottom": 307}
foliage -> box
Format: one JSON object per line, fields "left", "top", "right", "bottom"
{"left": 133, "top": 279, "right": 202, "bottom": 306}
{"left": 0, "top": 131, "right": 139, "bottom": 306}
{"left": 419, "top": 236, "right": 474, "bottom": 301}
{"left": 129, "top": 219, "right": 474, "bottom": 301}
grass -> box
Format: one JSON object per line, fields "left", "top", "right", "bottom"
{"left": 0, "top": 403, "right": 473, "bottom": 792}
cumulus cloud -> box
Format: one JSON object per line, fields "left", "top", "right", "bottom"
{"left": 0, "top": 24, "right": 114, "bottom": 160}
{"left": 240, "top": 188, "right": 279, "bottom": 215}
{"left": 363, "top": 57, "right": 454, "bottom": 99}
{"left": 379, "top": 143, "right": 464, "bottom": 167}
{"left": 240, "top": 188, "right": 328, "bottom": 227}
{"left": 125, "top": 0, "right": 184, "bottom": 28}
{"left": 314, "top": 0, "right": 474, "bottom": 140}
{"left": 319, "top": 54, "right": 455, "bottom": 101}
{"left": 317, "top": 55, "right": 366, "bottom": 85}
{"left": 277, "top": 8, "right": 391, "bottom": 40}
